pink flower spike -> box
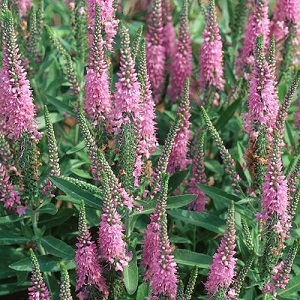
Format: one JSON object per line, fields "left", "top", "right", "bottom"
{"left": 146, "top": 0, "right": 166, "bottom": 103}
{"left": 0, "top": 10, "right": 41, "bottom": 142}
{"left": 205, "top": 203, "right": 236, "bottom": 297}
{"left": 236, "top": 0, "right": 269, "bottom": 76}
{"left": 162, "top": 0, "right": 176, "bottom": 58}
{"left": 84, "top": 3, "right": 111, "bottom": 127}
{"left": 198, "top": 0, "right": 225, "bottom": 92}
{"left": 111, "top": 24, "right": 141, "bottom": 133}
{"left": 75, "top": 202, "right": 108, "bottom": 300}
{"left": 17, "top": 0, "right": 32, "bottom": 17}
{"left": 167, "top": 80, "right": 192, "bottom": 174}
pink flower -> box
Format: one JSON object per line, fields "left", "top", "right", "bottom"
{"left": 75, "top": 204, "right": 108, "bottom": 300}
{"left": 167, "top": 82, "right": 191, "bottom": 174}
{"left": 243, "top": 36, "right": 279, "bottom": 142}
{"left": 205, "top": 204, "right": 236, "bottom": 296}
{"left": 146, "top": 0, "right": 166, "bottom": 102}
{"left": 28, "top": 250, "right": 52, "bottom": 300}
{"left": 162, "top": 0, "right": 176, "bottom": 58}
{"left": 294, "top": 94, "right": 300, "bottom": 129}
{"left": 0, "top": 15, "right": 41, "bottom": 142}
{"left": 170, "top": 0, "right": 192, "bottom": 100}
{"left": 111, "top": 24, "right": 140, "bottom": 132}
{"left": 198, "top": 0, "right": 225, "bottom": 91}
{"left": 17, "top": 0, "right": 32, "bottom": 17}
{"left": 98, "top": 208, "right": 131, "bottom": 271}
{"left": 87, "top": 0, "right": 118, "bottom": 50}
{"left": 84, "top": 8, "right": 111, "bottom": 127}
{"left": 236, "top": 0, "right": 269, "bottom": 76}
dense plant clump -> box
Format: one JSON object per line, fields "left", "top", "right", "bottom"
{"left": 1, "top": 0, "right": 300, "bottom": 299}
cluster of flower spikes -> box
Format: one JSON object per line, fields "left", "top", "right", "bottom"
{"left": 167, "top": 79, "right": 192, "bottom": 174}
{"left": 84, "top": 2, "right": 111, "bottom": 128}
{"left": 142, "top": 174, "right": 178, "bottom": 299}
{"left": 198, "top": 0, "right": 225, "bottom": 93}
{"left": 146, "top": 0, "right": 166, "bottom": 102}
{"left": 87, "top": 0, "right": 118, "bottom": 51}
{"left": 188, "top": 130, "right": 207, "bottom": 212}
{"left": 263, "top": 241, "right": 298, "bottom": 297}
{"left": 236, "top": 0, "right": 269, "bottom": 77}
{"left": 243, "top": 34, "right": 279, "bottom": 144}
{"left": 98, "top": 171, "right": 131, "bottom": 272}
{"left": 75, "top": 201, "right": 109, "bottom": 300}
{"left": 111, "top": 23, "right": 141, "bottom": 133}
{"left": 0, "top": 9, "right": 41, "bottom": 142}
{"left": 28, "top": 249, "right": 52, "bottom": 300}
{"left": 170, "top": 0, "right": 192, "bottom": 100}
{"left": 162, "top": 0, "right": 175, "bottom": 58}
{"left": 204, "top": 202, "right": 237, "bottom": 298}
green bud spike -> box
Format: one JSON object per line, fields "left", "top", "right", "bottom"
{"left": 131, "top": 25, "right": 143, "bottom": 62}
{"left": 176, "top": 280, "right": 185, "bottom": 300}
{"left": 254, "top": 34, "right": 264, "bottom": 64}
{"left": 200, "top": 106, "right": 243, "bottom": 194}
{"left": 276, "top": 71, "right": 300, "bottom": 137}
{"left": 0, "top": 132, "right": 13, "bottom": 167}
{"left": 184, "top": 266, "right": 199, "bottom": 300}
{"left": 118, "top": 123, "right": 137, "bottom": 193}
{"left": 28, "top": 8, "right": 39, "bottom": 64}
{"left": 59, "top": 175, "right": 102, "bottom": 196}
{"left": 45, "top": 25, "right": 80, "bottom": 96}
{"left": 231, "top": 0, "right": 247, "bottom": 47}
{"left": 227, "top": 201, "right": 235, "bottom": 236}
{"left": 78, "top": 200, "right": 88, "bottom": 238}
{"left": 36, "top": 0, "right": 44, "bottom": 34}
{"left": 241, "top": 219, "right": 254, "bottom": 251}
{"left": 119, "top": 22, "right": 132, "bottom": 58}
{"left": 230, "top": 253, "right": 255, "bottom": 299}
{"left": 288, "top": 188, "right": 300, "bottom": 221}
{"left": 59, "top": 263, "right": 73, "bottom": 300}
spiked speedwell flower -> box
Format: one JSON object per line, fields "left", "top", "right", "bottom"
{"left": 162, "top": 0, "right": 175, "bottom": 58}
{"left": 198, "top": 0, "right": 225, "bottom": 91}
{"left": 0, "top": 9, "right": 41, "bottom": 141}
{"left": 28, "top": 249, "right": 52, "bottom": 300}
{"left": 84, "top": 3, "right": 111, "bottom": 127}
{"left": 146, "top": 0, "right": 166, "bottom": 102}
{"left": 205, "top": 203, "right": 237, "bottom": 297}
{"left": 17, "top": 0, "right": 32, "bottom": 17}
{"left": 170, "top": 0, "right": 192, "bottom": 100}
{"left": 75, "top": 202, "right": 108, "bottom": 300}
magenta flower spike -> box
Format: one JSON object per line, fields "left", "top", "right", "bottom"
{"left": 205, "top": 203, "right": 237, "bottom": 297}
{"left": 84, "top": 3, "right": 111, "bottom": 127}
{"left": 98, "top": 172, "right": 131, "bottom": 271}
{"left": 17, "top": 0, "right": 32, "bottom": 17}
{"left": 28, "top": 249, "right": 52, "bottom": 300}
{"left": 0, "top": 9, "right": 41, "bottom": 142}
{"left": 87, "top": 0, "right": 118, "bottom": 50}
{"left": 142, "top": 175, "right": 178, "bottom": 299}
{"left": 198, "top": 0, "right": 225, "bottom": 92}
{"left": 170, "top": 0, "right": 192, "bottom": 100}
{"left": 111, "top": 23, "right": 141, "bottom": 133}
{"left": 146, "top": 0, "right": 166, "bottom": 103}
{"left": 188, "top": 131, "right": 207, "bottom": 212}
{"left": 236, "top": 0, "right": 269, "bottom": 76}
{"left": 75, "top": 202, "right": 109, "bottom": 300}
{"left": 243, "top": 35, "right": 279, "bottom": 143}
{"left": 259, "top": 133, "right": 291, "bottom": 248}
{"left": 162, "top": 0, "right": 176, "bottom": 58}
{"left": 167, "top": 80, "right": 191, "bottom": 174}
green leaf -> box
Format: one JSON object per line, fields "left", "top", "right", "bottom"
{"left": 66, "top": 141, "right": 85, "bottom": 154}
{"left": 71, "top": 168, "right": 93, "bottom": 179}
{"left": 41, "top": 236, "right": 75, "bottom": 259}
{"left": 9, "top": 255, "right": 75, "bottom": 272}
{"left": 132, "top": 194, "right": 197, "bottom": 216}
{"left": 50, "top": 176, "right": 102, "bottom": 210}
{"left": 136, "top": 283, "right": 149, "bottom": 300}
{"left": 278, "top": 274, "right": 300, "bottom": 297}
{"left": 174, "top": 249, "right": 212, "bottom": 269}
{"left": 39, "top": 208, "right": 74, "bottom": 227}
{"left": 168, "top": 209, "right": 225, "bottom": 234}
{"left": 215, "top": 99, "right": 241, "bottom": 130}
{"left": 0, "top": 282, "right": 29, "bottom": 296}
{"left": 46, "top": 94, "right": 76, "bottom": 117}
{"left": 37, "top": 203, "right": 58, "bottom": 215}
{"left": 37, "top": 112, "right": 64, "bottom": 130}
{"left": 123, "top": 249, "right": 138, "bottom": 295}
{"left": 0, "top": 231, "right": 30, "bottom": 246}
{"left": 0, "top": 215, "right": 22, "bottom": 224}
{"left": 168, "top": 170, "right": 189, "bottom": 193}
